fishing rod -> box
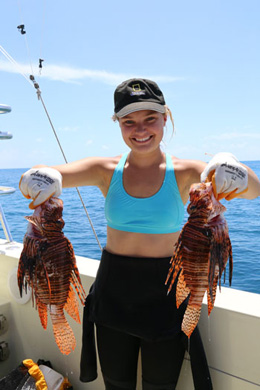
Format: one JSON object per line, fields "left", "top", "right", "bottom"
{"left": 30, "top": 75, "right": 102, "bottom": 252}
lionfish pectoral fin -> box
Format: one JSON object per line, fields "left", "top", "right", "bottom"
{"left": 71, "top": 272, "right": 87, "bottom": 306}
{"left": 50, "top": 306, "right": 76, "bottom": 355}
{"left": 25, "top": 215, "right": 39, "bottom": 226}
{"left": 165, "top": 248, "right": 183, "bottom": 294}
{"left": 66, "top": 240, "right": 87, "bottom": 305}
{"left": 165, "top": 263, "right": 174, "bottom": 286}
{"left": 38, "top": 302, "right": 48, "bottom": 329}
{"left": 64, "top": 285, "right": 81, "bottom": 323}
{"left": 182, "top": 305, "right": 202, "bottom": 338}
{"left": 166, "top": 266, "right": 181, "bottom": 295}
{"left": 25, "top": 216, "right": 44, "bottom": 235}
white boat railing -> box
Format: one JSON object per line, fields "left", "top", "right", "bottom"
{"left": 0, "top": 104, "right": 11, "bottom": 114}
{"left": 0, "top": 204, "right": 13, "bottom": 242}
{"left": 0, "top": 104, "right": 14, "bottom": 242}
{"left": 0, "top": 132, "right": 13, "bottom": 140}
{"left": 0, "top": 187, "right": 15, "bottom": 242}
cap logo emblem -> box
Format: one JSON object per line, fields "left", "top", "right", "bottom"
{"left": 130, "top": 83, "right": 145, "bottom": 96}
{"left": 132, "top": 84, "right": 141, "bottom": 91}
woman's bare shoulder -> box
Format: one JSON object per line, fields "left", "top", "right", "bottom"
{"left": 172, "top": 156, "right": 206, "bottom": 176}
{"left": 100, "top": 155, "right": 122, "bottom": 170}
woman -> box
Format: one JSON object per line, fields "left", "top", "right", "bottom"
{"left": 20, "top": 78, "right": 260, "bottom": 390}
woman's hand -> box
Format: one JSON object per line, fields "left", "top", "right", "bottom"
{"left": 201, "top": 152, "right": 248, "bottom": 200}
{"left": 19, "top": 167, "right": 62, "bottom": 209}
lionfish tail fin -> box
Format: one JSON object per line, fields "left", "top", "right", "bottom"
{"left": 182, "top": 305, "right": 202, "bottom": 338}
{"left": 50, "top": 306, "right": 76, "bottom": 355}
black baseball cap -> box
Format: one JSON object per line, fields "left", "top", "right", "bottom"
{"left": 114, "top": 78, "right": 166, "bottom": 118}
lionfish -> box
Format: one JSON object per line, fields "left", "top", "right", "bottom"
{"left": 165, "top": 182, "right": 233, "bottom": 338}
{"left": 17, "top": 197, "right": 86, "bottom": 355}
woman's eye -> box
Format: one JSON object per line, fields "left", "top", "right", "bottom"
{"left": 146, "top": 116, "right": 156, "bottom": 122}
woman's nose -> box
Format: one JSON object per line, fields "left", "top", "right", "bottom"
{"left": 135, "top": 122, "right": 146, "bottom": 132}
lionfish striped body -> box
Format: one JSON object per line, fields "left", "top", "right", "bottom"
{"left": 166, "top": 182, "right": 233, "bottom": 338}
{"left": 17, "top": 197, "right": 86, "bottom": 355}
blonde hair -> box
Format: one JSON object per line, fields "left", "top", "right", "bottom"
{"left": 112, "top": 105, "right": 174, "bottom": 132}
{"left": 164, "top": 105, "right": 174, "bottom": 132}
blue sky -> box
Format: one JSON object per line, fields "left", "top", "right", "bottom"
{"left": 0, "top": 0, "right": 259, "bottom": 168}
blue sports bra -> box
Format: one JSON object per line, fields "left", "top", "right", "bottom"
{"left": 105, "top": 153, "right": 184, "bottom": 234}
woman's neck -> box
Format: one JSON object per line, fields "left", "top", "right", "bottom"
{"left": 127, "top": 148, "right": 165, "bottom": 168}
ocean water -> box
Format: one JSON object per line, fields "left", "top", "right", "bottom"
{"left": 0, "top": 161, "right": 259, "bottom": 294}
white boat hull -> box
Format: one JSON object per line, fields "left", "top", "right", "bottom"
{"left": 0, "top": 239, "right": 259, "bottom": 389}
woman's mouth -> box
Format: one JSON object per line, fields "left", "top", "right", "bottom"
{"left": 133, "top": 136, "right": 152, "bottom": 143}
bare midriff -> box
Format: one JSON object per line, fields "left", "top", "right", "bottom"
{"left": 105, "top": 226, "right": 180, "bottom": 258}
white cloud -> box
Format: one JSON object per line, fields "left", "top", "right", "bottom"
{"left": 204, "top": 132, "right": 260, "bottom": 141}
{"left": 0, "top": 58, "right": 184, "bottom": 85}
{"left": 58, "top": 126, "right": 79, "bottom": 133}
{"left": 200, "top": 130, "right": 260, "bottom": 161}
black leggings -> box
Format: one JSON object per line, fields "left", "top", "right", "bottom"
{"left": 96, "top": 325, "right": 212, "bottom": 390}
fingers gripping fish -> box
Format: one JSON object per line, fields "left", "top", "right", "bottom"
{"left": 17, "top": 197, "right": 86, "bottom": 355}
{"left": 165, "top": 182, "right": 233, "bottom": 338}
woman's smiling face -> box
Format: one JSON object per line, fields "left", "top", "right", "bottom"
{"left": 118, "top": 110, "right": 167, "bottom": 154}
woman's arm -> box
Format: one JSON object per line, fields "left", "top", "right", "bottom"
{"left": 239, "top": 163, "right": 260, "bottom": 199}
{"left": 33, "top": 156, "right": 120, "bottom": 193}
{"left": 175, "top": 154, "right": 260, "bottom": 204}
{"left": 20, "top": 156, "right": 119, "bottom": 208}
{"left": 51, "top": 157, "right": 110, "bottom": 189}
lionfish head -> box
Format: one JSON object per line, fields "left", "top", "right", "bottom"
{"left": 187, "top": 182, "right": 226, "bottom": 219}
{"left": 33, "top": 197, "right": 65, "bottom": 232}
{"left": 39, "top": 197, "right": 63, "bottom": 219}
